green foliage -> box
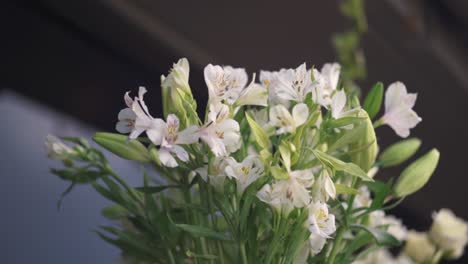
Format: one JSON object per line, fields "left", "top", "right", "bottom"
{"left": 363, "top": 82, "right": 384, "bottom": 119}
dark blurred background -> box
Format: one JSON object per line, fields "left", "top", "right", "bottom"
{"left": 1, "top": 0, "right": 467, "bottom": 263}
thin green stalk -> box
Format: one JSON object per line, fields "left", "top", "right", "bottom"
{"left": 327, "top": 227, "right": 345, "bottom": 264}
{"left": 328, "top": 178, "right": 362, "bottom": 263}
{"left": 207, "top": 185, "right": 225, "bottom": 264}
{"left": 167, "top": 248, "right": 176, "bottom": 264}
{"left": 431, "top": 249, "right": 444, "bottom": 264}
{"left": 240, "top": 241, "right": 249, "bottom": 264}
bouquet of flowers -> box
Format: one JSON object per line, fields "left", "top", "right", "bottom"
{"left": 46, "top": 58, "right": 467, "bottom": 263}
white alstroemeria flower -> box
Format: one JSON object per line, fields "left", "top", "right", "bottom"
{"left": 353, "top": 186, "right": 372, "bottom": 209}
{"left": 307, "top": 201, "right": 336, "bottom": 239}
{"left": 146, "top": 114, "right": 198, "bottom": 167}
{"left": 161, "top": 58, "right": 190, "bottom": 93}
{"left": 370, "top": 210, "right": 408, "bottom": 241}
{"left": 225, "top": 155, "right": 264, "bottom": 194}
{"left": 305, "top": 201, "right": 336, "bottom": 256}
{"left": 204, "top": 65, "right": 267, "bottom": 107}
{"left": 330, "top": 90, "right": 347, "bottom": 119}
{"left": 45, "top": 135, "right": 75, "bottom": 160}
{"left": 257, "top": 184, "right": 282, "bottom": 210}
{"left": 310, "top": 169, "right": 336, "bottom": 202}
{"left": 429, "top": 209, "right": 468, "bottom": 259}
{"left": 269, "top": 103, "right": 309, "bottom": 135}
{"left": 275, "top": 169, "right": 315, "bottom": 210}
{"left": 259, "top": 69, "right": 291, "bottom": 106}
{"left": 115, "top": 87, "right": 157, "bottom": 140}
{"left": 199, "top": 103, "right": 241, "bottom": 157}
{"left": 236, "top": 81, "right": 268, "bottom": 107}
{"left": 195, "top": 157, "right": 229, "bottom": 191}
{"left": 311, "top": 63, "right": 341, "bottom": 107}
{"left": 257, "top": 169, "right": 314, "bottom": 213}
{"left": 380, "top": 82, "right": 422, "bottom": 138}
{"left": 275, "top": 63, "right": 313, "bottom": 102}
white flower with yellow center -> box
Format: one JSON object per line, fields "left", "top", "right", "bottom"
{"left": 257, "top": 169, "right": 314, "bottom": 213}
{"left": 199, "top": 103, "right": 241, "bottom": 157}
{"left": 204, "top": 64, "right": 267, "bottom": 106}
{"left": 146, "top": 114, "right": 198, "bottom": 167}
{"left": 225, "top": 155, "right": 264, "bottom": 194}
{"left": 274, "top": 63, "right": 313, "bottom": 103}
{"left": 269, "top": 103, "right": 309, "bottom": 135}
{"left": 115, "top": 86, "right": 159, "bottom": 140}
{"left": 259, "top": 69, "right": 291, "bottom": 106}
{"left": 379, "top": 82, "right": 422, "bottom": 138}
{"left": 311, "top": 63, "right": 341, "bottom": 107}
{"left": 307, "top": 201, "right": 336, "bottom": 255}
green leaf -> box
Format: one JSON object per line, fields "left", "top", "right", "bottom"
{"left": 328, "top": 121, "right": 366, "bottom": 152}
{"left": 270, "top": 165, "right": 289, "bottom": 180}
{"left": 101, "top": 204, "right": 128, "bottom": 220}
{"left": 363, "top": 82, "right": 383, "bottom": 119}
{"left": 135, "top": 185, "right": 180, "bottom": 194}
{"left": 327, "top": 116, "right": 365, "bottom": 130}
{"left": 175, "top": 224, "right": 231, "bottom": 241}
{"left": 335, "top": 184, "right": 359, "bottom": 195}
{"left": 351, "top": 224, "right": 401, "bottom": 247}
{"left": 246, "top": 112, "right": 270, "bottom": 150}
{"left": 279, "top": 141, "right": 291, "bottom": 171}
{"left": 93, "top": 132, "right": 150, "bottom": 162}
{"left": 311, "top": 149, "right": 373, "bottom": 181}
{"left": 379, "top": 138, "right": 421, "bottom": 167}
{"left": 394, "top": 149, "right": 440, "bottom": 197}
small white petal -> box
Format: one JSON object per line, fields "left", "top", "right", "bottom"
{"left": 158, "top": 148, "right": 178, "bottom": 167}
{"left": 171, "top": 145, "right": 189, "bottom": 162}
{"left": 292, "top": 103, "right": 309, "bottom": 127}
{"left": 176, "top": 125, "right": 199, "bottom": 145}
{"left": 146, "top": 119, "right": 166, "bottom": 145}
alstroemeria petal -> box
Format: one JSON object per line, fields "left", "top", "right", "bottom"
{"left": 331, "top": 90, "right": 346, "bottom": 119}
{"left": 171, "top": 145, "right": 189, "bottom": 162}
{"left": 146, "top": 119, "right": 166, "bottom": 145}
{"left": 176, "top": 125, "right": 199, "bottom": 145}
{"left": 158, "top": 148, "right": 178, "bottom": 167}
{"left": 292, "top": 103, "right": 309, "bottom": 127}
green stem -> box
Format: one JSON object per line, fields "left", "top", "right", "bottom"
{"left": 431, "top": 249, "right": 444, "bottom": 264}
{"left": 327, "top": 227, "right": 345, "bottom": 264}
{"left": 207, "top": 185, "right": 225, "bottom": 264}
{"left": 372, "top": 118, "right": 384, "bottom": 128}
{"left": 167, "top": 249, "right": 176, "bottom": 264}
{"left": 240, "top": 241, "right": 249, "bottom": 264}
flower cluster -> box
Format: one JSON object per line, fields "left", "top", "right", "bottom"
{"left": 46, "top": 58, "right": 465, "bottom": 264}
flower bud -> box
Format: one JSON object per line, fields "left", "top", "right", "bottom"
{"left": 393, "top": 148, "right": 439, "bottom": 197}
{"left": 161, "top": 58, "right": 198, "bottom": 127}
{"left": 350, "top": 109, "right": 378, "bottom": 172}
{"left": 429, "top": 209, "right": 468, "bottom": 259}
{"left": 93, "top": 132, "right": 150, "bottom": 163}
{"left": 403, "top": 231, "right": 436, "bottom": 263}
{"left": 45, "top": 134, "right": 75, "bottom": 160}
{"left": 379, "top": 138, "right": 421, "bottom": 167}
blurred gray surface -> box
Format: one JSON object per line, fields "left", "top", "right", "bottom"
{"left": 0, "top": 91, "right": 143, "bottom": 264}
